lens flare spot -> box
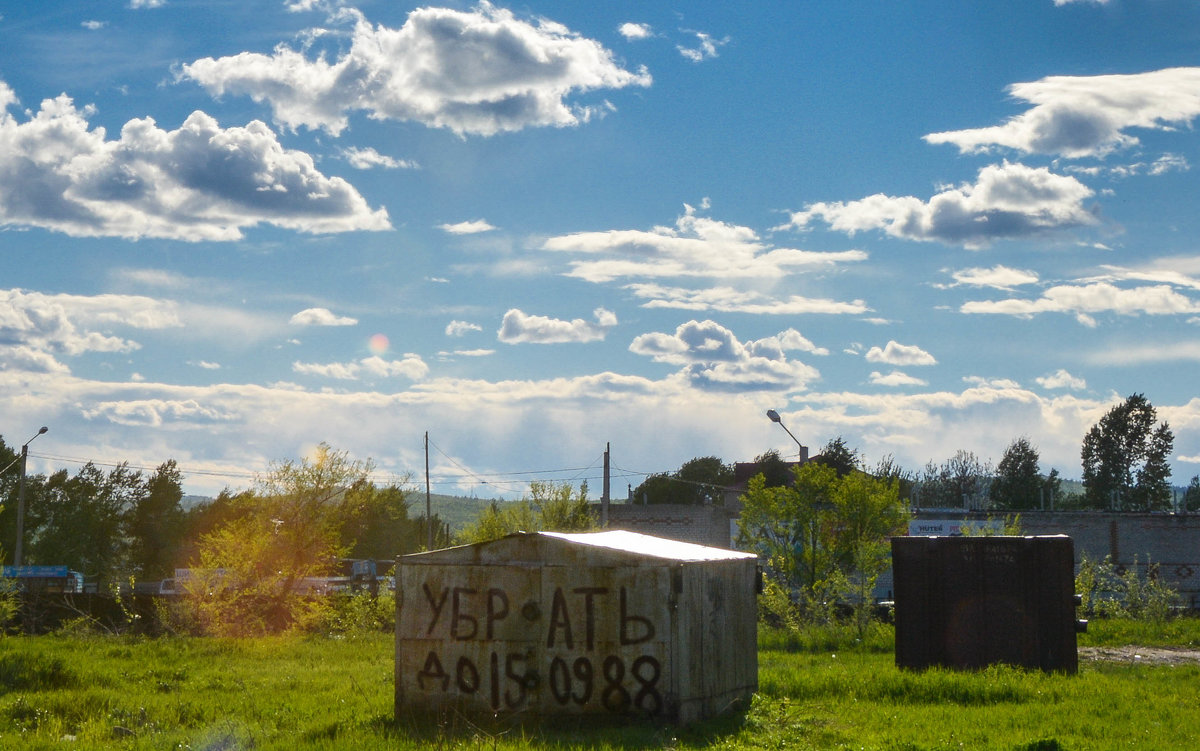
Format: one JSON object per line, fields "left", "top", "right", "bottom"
{"left": 368, "top": 333, "right": 389, "bottom": 355}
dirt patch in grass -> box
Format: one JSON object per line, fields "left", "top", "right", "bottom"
{"left": 1079, "top": 646, "right": 1200, "bottom": 666}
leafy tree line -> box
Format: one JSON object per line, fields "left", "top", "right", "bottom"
{"left": 638, "top": 393, "right": 1183, "bottom": 513}
{"left": 0, "top": 439, "right": 445, "bottom": 593}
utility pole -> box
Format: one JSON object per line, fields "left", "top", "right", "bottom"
{"left": 601, "top": 442, "right": 610, "bottom": 527}
{"left": 13, "top": 426, "right": 48, "bottom": 568}
{"left": 425, "top": 431, "right": 433, "bottom": 551}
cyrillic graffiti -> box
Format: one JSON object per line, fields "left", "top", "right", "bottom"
{"left": 410, "top": 582, "right": 664, "bottom": 714}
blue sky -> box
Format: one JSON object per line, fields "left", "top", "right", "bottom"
{"left": 3, "top": 0, "right": 1200, "bottom": 499}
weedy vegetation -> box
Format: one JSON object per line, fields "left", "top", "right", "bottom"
{"left": 0, "top": 604, "right": 1198, "bottom": 749}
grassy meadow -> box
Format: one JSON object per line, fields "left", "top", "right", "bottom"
{"left": 0, "top": 619, "right": 1197, "bottom": 750}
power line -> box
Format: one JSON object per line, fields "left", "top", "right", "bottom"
{"left": 21, "top": 447, "right": 656, "bottom": 497}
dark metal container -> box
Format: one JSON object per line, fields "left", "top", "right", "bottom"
{"left": 891, "top": 535, "right": 1081, "bottom": 673}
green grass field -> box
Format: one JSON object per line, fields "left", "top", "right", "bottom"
{"left": 0, "top": 620, "right": 1197, "bottom": 749}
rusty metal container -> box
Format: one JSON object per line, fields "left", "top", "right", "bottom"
{"left": 395, "top": 530, "right": 759, "bottom": 724}
{"left": 891, "top": 535, "right": 1080, "bottom": 673}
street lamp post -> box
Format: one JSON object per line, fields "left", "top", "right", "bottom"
{"left": 766, "top": 409, "right": 807, "bottom": 462}
{"left": 13, "top": 426, "right": 48, "bottom": 568}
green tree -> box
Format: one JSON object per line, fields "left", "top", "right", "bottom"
{"left": 738, "top": 459, "right": 908, "bottom": 619}
{"left": 177, "top": 488, "right": 254, "bottom": 567}
{"left": 1185, "top": 475, "right": 1200, "bottom": 512}
{"left": 340, "top": 481, "right": 449, "bottom": 558}
{"left": 631, "top": 473, "right": 674, "bottom": 504}
{"left": 813, "top": 436, "right": 861, "bottom": 477}
{"left": 126, "top": 460, "right": 186, "bottom": 580}
{"left": 457, "top": 480, "right": 596, "bottom": 544}
{"left": 632, "top": 456, "right": 733, "bottom": 505}
{"left": 830, "top": 469, "right": 908, "bottom": 634}
{"left": 872, "top": 454, "right": 916, "bottom": 503}
{"left": 990, "top": 437, "right": 1042, "bottom": 510}
{"left": 917, "top": 450, "right": 993, "bottom": 509}
{"left": 1043, "top": 468, "right": 1063, "bottom": 510}
{"left": 188, "top": 443, "right": 373, "bottom": 636}
{"left": 31, "top": 463, "right": 140, "bottom": 584}
{"left": 751, "top": 449, "right": 794, "bottom": 488}
{"left": 737, "top": 462, "right": 837, "bottom": 603}
{"left": 1081, "top": 394, "right": 1174, "bottom": 511}
{"left": 675, "top": 456, "right": 734, "bottom": 504}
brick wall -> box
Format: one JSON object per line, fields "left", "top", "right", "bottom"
{"left": 600, "top": 503, "right": 738, "bottom": 549}
{"left": 598, "top": 503, "right": 1200, "bottom": 608}
{"left": 917, "top": 511, "right": 1200, "bottom": 607}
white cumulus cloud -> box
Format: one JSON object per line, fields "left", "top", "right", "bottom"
{"left": 962, "top": 282, "right": 1200, "bottom": 326}
{"left": 870, "top": 370, "right": 929, "bottom": 387}
{"left": 289, "top": 308, "right": 358, "bottom": 326}
{"left": 625, "top": 284, "right": 869, "bottom": 316}
{"left": 545, "top": 204, "right": 868, "bottom": 282}
{"left": 339, "top": 146, "right": 417, "bottom": 170}
{"left": 179, "top": 4, "right": 652, "bottom": 137}
{"left": 0, "top": 289, "right": 181, "bottom": 372}
{"left": 0, "top": 90, "right": 389, "bottom": 241}
{"left": 618, "top": 23, "right": 652, "bottom": 40}
{"left": 498, "top": 308, "right": 617, "bottom": 344}
{"left": 924, "top": 67, "right": 1200, "bottom": 158}
{"left": 783, "top": 162, "right": 1096, "bottom": 249}
{"left": 1036, "top": 369, "right": 1087, "bottom": 390}
{"left": 446, "top": 320, "right": 484, "bottom": 337}
{"left": 949, "top": 265, "right": 1040, "bottom": 290}
{"left": 439, "top": 219, "right": 497, "bottom": 235}
{"left": 677, "top": 31, "right": 728, "bottom": 63}
{"left": 629, "top": 319, "right": 820, "bottom": 391}
{"left": 292, "top": 354, "right": 429, "bottom": 381}
{"left": 865, "top": 341, "right": 937, "bottom": 367}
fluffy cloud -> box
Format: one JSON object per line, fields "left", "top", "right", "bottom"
{"left": 179, "top": 4, "right": 651, "bottom": 137}
{"left": 498, "top": 308, "right": 617, "bottom": 344}
{"left": 1090, "top": 258, "right": 1200, "bottom": 292}
{"left": 948, "top": 265, "right": 1039, "bottom": 290}
{"left": 678, "top": 32, "right": 728, "bottom": 63}
{"left": 83, "top": 398, "right": 238, "bottom": 427}
{"left": 289, "top": 308, "right": 358, "bottom": 326}
{"left": 292, "top": 354, "right": 429, "bottom": 381}
{"left": 865, "top": 341, "right": 937, "bottom": 367}
{"left": 618, "top": 23, "right": 652, "bottom": 40}
{"left": 1064, "top": 154, "right": 1190, "bottom": 180}
{"left": 446, "top": 320, "right": 483, "bottom": 337}
{"left": 625, "top": 284, "right": 869, "bottom": 315}
{"left": 924, "top": 67, "right": 1200, "bottom": 158}
{"left": 1036, "top": 369, "right": 1087, "bottom": 390}
{"left": 783, "top": 162, "right": 1096, "bottom": 249}
{"left": 339, "top": 146, "right": 417, "bottom": 170}
{"left": 629, "top": 320, "right": 821, "bottom": 390}
{"left": 870, "top": 370, "right": 928, "bottom": 387}
{"left": 544, "top": 204, "right": 868, "bottom": 282}
{"left": 8, "top": 353, "right": 1200, "bottom": 500}
{"left": 961, "top": 282, "right": 1200, "bottom": 326}
{"left": 0, "top": 289, "right": 181, "bottom": 372}
{"left": 439, "top": 219, "right": 497, "bottom": 235}
{"left": 0, "top": 93, "right": 389, "bottom": 241}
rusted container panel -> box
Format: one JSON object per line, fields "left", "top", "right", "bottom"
{"left": 396, "top": 530, "right": 758, "bottom": 724}
{"left": 892, "top": 535, "right": 1080, "bottom": 673}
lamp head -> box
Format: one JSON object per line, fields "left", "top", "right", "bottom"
{"left": 37, "top": 427, "right": 48, "bottom": 435}
{"left": 766, "top": 409, "right": 781, "bottom": 424}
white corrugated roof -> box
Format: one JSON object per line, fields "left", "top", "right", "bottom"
{"left": 540, "top": 530, "right": 757, "bottom": 562}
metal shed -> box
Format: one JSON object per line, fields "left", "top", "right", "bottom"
{"left": 394, "top": 530, "right": 759, "bottom": 724}
{"left": 891, "top": 535, "right": 1083, "bottom": 673}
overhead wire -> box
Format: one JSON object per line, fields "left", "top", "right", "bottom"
{"left": 14, "top": 444, "right": 667, "bottom": 499}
